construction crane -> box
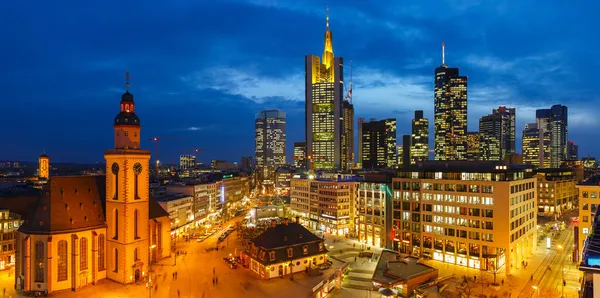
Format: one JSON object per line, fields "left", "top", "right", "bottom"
{"left": 148, "top": 137, "right": 183, "bottom": 171}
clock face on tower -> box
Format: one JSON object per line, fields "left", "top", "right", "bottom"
{"left": 111, "top": 163, "right": 119, "bottom": 175}
{"left": 133, "top": 163, "right": 143, "bottom": 175}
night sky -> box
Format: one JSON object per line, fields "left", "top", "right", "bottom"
{"left": 1, "top": 1, "right": 598, "bottom": 164}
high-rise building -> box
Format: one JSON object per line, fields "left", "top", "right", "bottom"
{"left": 567, "top": 141, "right": 578, "bottom": 161}
{"left": 466, "top": 132, "right": 480, "bottom": 161}
{"left": 293, "top": 142, "right": 307, "bottom": 169}
{"left": 255, "top": 110, "right": 286, "bottom": 184}
{"left": 357, "top": 118, "right": 364, "bottom": 169}
{"left": 305, "top": 10, "right": 346, "bottom": 170}
{"left": 479, "top": 114, "right": 502, "bottom": 161}
{"left": 341, "top": 100, "right": 354, "bottom": 170}
{"left": 434, "top": 43, "right": 468, "bottom": 161}
{"left": 240, "top": 156, "right": 253, "bottom": 171}
{"left": 360, "top": 118, "right": 396, "bottom": 169}
{"left": 38, "top": 153, "right": 50, "bottom": 179}
{"left": 492, "top": 106, "right": 516, "bottom": 157}
{"left": 411, "top": 111, "right": 429, "bottom": 164}
{"left": 397, "top": 145, "right": 404, "bottom": 168}
{"left": 522, "top": 123, "right": 550, "bottom": 168}
{"left": 536, "top": 105, "right": 568, "bottom": 167}
{"left": 402, "top": 135, "right": 411, "bottom": 168}
{"left": 179, "top": 154, "right": 196, "bottom": 169}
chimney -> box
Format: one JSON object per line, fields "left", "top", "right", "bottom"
{"left": 295, "top": 216, "right": 300, "bottom": 224}
{"left": 271, "top": 219, "right": 277, "bottom": 228}
{"left": 283, "top": 218, "right": 289, "bottom": 226}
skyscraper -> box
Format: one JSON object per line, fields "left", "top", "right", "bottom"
{"left": 434, "top": 43, "right": 468, "bottom": 161}
{"left": 567, "top": 141, "right": 578, "bottom": 161}
{"left": 402, "top": 135, "right": 411, "bottom": 168}
{"left": 492, "top": 106, "right": 516, "bottom": 157}
{"left": 522, "top": 123, "right": 550, "bottom": 168}
{"left": 255, "top": 110, "right": 286, "bottom": 183}
{"left": 293, "top": 142, "right": 307, "bottom": 169}
{"left": 360, "top": 118, "right": 396, "bottom": 169}
{"left": 479, "top": 114, "right": 502, "bottom": 161}
{"left": 305, "top": 9, "right": 346, "bottom": 170}
{"left": 466, "top": 132, "right": 481, "bottom": 161}
{"left": 357, "top": 118, "right": 364, "bottom": 169}
{"left": 410, "top": 110, "right": 429, "bottom": 164}
{"left": 536, "top": 105, "right": 568, "bottom": 167}
{"left": 341, "top": 100, "right": 354, "bottom": 170}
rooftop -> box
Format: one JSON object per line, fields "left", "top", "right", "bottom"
{"left": 372, "top": 249, "right": 437, "bottom": 286}
{"left": 399, "top": 161, "right": 532, "bottom": 173}
{"left": 154, "top": 193, "right": 192, "bottom": 202}
{"left": 581, "top": 175, "right": 600, "bottom": 186}
{"left": 252, "top": 221, "right": 322, "bottom": 249}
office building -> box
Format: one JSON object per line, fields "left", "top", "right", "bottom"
{"left": 479, "top": 114, "right": 502, "bottom": 161}
{"left": 392, "top": 161, "right": 537, "bottom": 276}
{"left": 342, "top": 100, "right": 354, "bottom": 170}
{"left": 360, "top": 118, "right": 397, "bottom": 169}
{"left": 578, "top": 215, "right": 600, "bottom": 297}
{"left": 305, "top": 11, "right": 346, "bottom": 170}
{"left": 576, "top": 176, "right": 600, "bottom": 263}
{"left": 355, "top": 179, "right": 393, "bottom": 248}
{"left": 402, "top": 135, "right": 411, "bottom": 168}
{"left": 293, "top": 142, "right": 307, "bottom": 169}
{"left": 255, "top": 109, "right": 286, "bottom": 169}
{"left": 535, "top": 168, "right": 577, "bottom": 215}
{"left": 536, "top": 105, "right": 568, "bottom": 168}
{"left": 275, "top": 167, "right": 294, "bottom": 196}
{"left": 397, "top": 145, "right": 404, "bottom": 168}
{"left": 155, "top": 194, "right": 195, "bottom": 232}
{"left": 492, "top": 106, "right": 516, "bottom": 157}
{"left": 411, "top": 111, "right": 429, "bottom": 164}
{"left": 240, "top": 156, "right": 253, "bottom": 171}
{"left": 522, "top": 123, "right": 550, "bottom": 168}
{"left": 434, "top": 43, "right": 468, "bottom": 161}
{"left": 290, "top": 175, "right": 359, "bottom": 235}
{"left": 567, "top": 141, "right": 578, "bottom": 161}
{"left": 179, "top": 154, "right": 196, "bottom": 170}
{"left": 167, "top": 181, "right": 222, "bottom": 223}
{"left": 466, "top": 132, "right": 480, "bottom": 161}
{"left": 0, "top": 210, "right": 21, "bottom": 270}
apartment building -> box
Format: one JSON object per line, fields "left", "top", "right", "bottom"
{"left": 355, "top": 180, "right": 393, "bottom": 249}
{"left": 290, "top": 176, "right": 359, "bottom": 235}
{"left": 392, "top": 161, "right": 537, "bottom": 276}
{"left": 535, "top": 168, "right": 578, "bottom": 215}
{"left": 576, "top": 175, "right": 600, "bottom": 263}
{"left": 167, "top": 181, "right": 222, "bottom": 222}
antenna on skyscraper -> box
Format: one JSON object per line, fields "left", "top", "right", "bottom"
{"left": 442, "top": 42, "right": 445, "bottom": 65}
{"left": 345, "top": 60, "right": 353, "bottom": 104}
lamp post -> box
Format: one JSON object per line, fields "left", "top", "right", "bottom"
{"left": 558, "top": 244, "right": 564, "bottom": 298}
{"left": 531, "top": 285, "right": 539, "bottom": 298}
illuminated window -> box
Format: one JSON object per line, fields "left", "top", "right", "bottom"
{"left": 35, "top": 241, "right": 44, "bottom": 282}
{"left": 80, "top": 237, "right": 88, "bottom": 270}
{"left": 98, "top": 234, "right": 105, "bottom": 271}
{"left": 57, "top": 240, "right": 67, "bottom": 281}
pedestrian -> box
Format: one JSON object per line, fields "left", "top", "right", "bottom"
{"left": 354, "top": 257, "right": 357, "bottom": 262}
{"left": 216, "top": 277, "right": 219, "bottom": 285}
{"left": 474, "top": 275, "right": 476, "bottom": 282}
{"left": 177, "top": 289, "right": 180, "bottom": 298}
{"left": 172, "top": 272, "right": 175, "bottom": 280}
{"left": 212, "top": 277, "right": 215, "bottom": 285}
{"left": 530, "top": 275, "right": 533, "bottom": 281}
{"left": 213, "top": 267, "right": 216, "bottom": 275}
{"left": 501, "top": 279, "right": 504, "bottom": 286}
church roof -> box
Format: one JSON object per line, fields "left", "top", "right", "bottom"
{"left": 149, "top": 194, "right": 169, "bottom": 219}
{"left": 19, "top": 176, "right": 107, "bottom": 234}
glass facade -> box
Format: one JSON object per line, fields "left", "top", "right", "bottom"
{"left": 434, "top": 65, "right": 468, "bottom": 161}
{"left": 411, "top": 110, "right": 429, "bottom": 164}
{"left": 360, "top": 119, "right": 397, "bottom": 169}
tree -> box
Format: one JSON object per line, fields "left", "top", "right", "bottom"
{"left": 488, "top": 257, "right": 500, "bottom": 286}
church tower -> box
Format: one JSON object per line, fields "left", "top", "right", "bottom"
{"left": 104, "top": 72, "right": 151, "bottom": 284}
{"left": 38, "top": 153, "right": 50, "bottom": 179}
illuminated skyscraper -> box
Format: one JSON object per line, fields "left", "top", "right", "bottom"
{"left": 360, "top": 118, "right": 396, "bottom": 169}
{"left": 434, "top": 43, "right": 468, "bottom": 160}
{"left": 536, "top": 105, "right": 568, "bottom": 167}
{"left": 410, "top": 110, "right": 429, "bottom": 164}
{"left": 466, "top": 132, "right": 480, "bottom": 161}
{"left": 179, "top": 154, "right": 196, "bottom": 169}
{"left": 522, "top": 123, "right": 550, "bottom": 168}
{"left": 342, "top": 100, "right": 354, "bottom": 170}
{"left": 293, "top": 142, "right": 307, "bottom": 169}
{"left": 479, "top": 114, "right": 502, "bottom": 161}
{"left": 492, "top": 106, "right": 516, "bottom": 157}
{"left": 255, "top": 110, "right": 286, "bottom": 183}
{"left": 567, "top": 141, "right": 578, "bottom": 161}
{"left": 305, "top": 9, "right": 346, "bottom": 170}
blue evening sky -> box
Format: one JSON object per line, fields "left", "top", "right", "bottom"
{"left": 1, "top": 1, "right": 598, "bottom": 164}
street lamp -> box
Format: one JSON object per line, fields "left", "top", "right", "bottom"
{"left": 532, "top": 285, "right": 539, "bottom": 298}
{"left": 558, "top": 244, "right": 565, "bottom": 298}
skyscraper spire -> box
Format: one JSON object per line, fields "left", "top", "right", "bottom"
{"left": 125, "top": 71, "right": 130, "bottom": 91}
{"left": 326, "top": 6, "right": 329, "bottom": 30}
{"left": 442, "top": 42, "right": 445, "bottom": 65}
{"left": 322, "top": 7, "right": 334, "bottom": 69}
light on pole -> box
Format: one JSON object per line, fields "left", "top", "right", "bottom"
{"left": 532, "top": 285, "right": 539, "bottom": 298}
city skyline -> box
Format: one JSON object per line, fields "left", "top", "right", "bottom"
{"left": 1, "top": 1, "right": 598, "bottom": 163}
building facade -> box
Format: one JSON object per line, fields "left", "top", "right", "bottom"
{"left": 179, "top": 155, "right": 196, "bottom": 170}
{"left": 466, "top": 132, "right": 480, "bottom": 161}
{"left": 360, "top": 118, "right": 397, "bottom": 169}
{"left": 479, "top": 114, "right": 502, "bottom": 161}
{"left": 38, "top": 154, "right": 50, "bottom": 179}
{"left": 391, "top": 161, "right": 537, "bottom": 276}
{"left": 354, "top": 181, "right": 392, "bottom": 248}
{"left": 342, "top": 100, "right": 354, "bottom": 171}
{"left": 0, "top": 210, "right": 21, "bottom": 270}
{"left": 305, "top": 13, "right": 345, "bottom": 171}
{"left": 156, "top": 194, "right": 194, "bottom": 232}
{"left": 402, "top": 135, "right": 411, "bottom": 169}
{"left": 166, "top": 181, "right": 221, "bottom": 223}
{"left": 522, "top": 123, "right": 551, "bottom": 168}
{"left": 255, "top": 110, "right": 286, "bottom": 185}
{"left": 536, "top": 105, "right": 568, "bottom": 168}
{"left": 290, "top": 177, "right": 358, "bottom": 235}
{"left": 535, "top": 169, "right": 577, "bottom": 215}
{"left": 492, "top": 106, "right": 516, "bottom": 157}
{"left": 576, "top": 176, "right": 600, "bottom": 263}
{"left": 567, "top": 141, "right": 578, "bottom": 161}
{"left": 411, "top": 111, "right": 429, "bottom": 164}
{"left": 434, "top": 43, "right": 468, "bottom": 161}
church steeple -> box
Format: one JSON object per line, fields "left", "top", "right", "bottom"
{"left": 322, "top": 6, "right": 334, "bottom": 70}
{"left": 113, "top": 71, "right": 141, "bottom": 150}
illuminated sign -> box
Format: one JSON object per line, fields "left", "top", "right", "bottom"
{"left": 220, "top": 185, "right": 225, "bottom": 203}
{"left": 583, "top": 228, "right": 589, "bottom": 234}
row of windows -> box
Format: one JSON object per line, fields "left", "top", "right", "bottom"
{"left": 34, "top": 235, "right": 104, "bottom": 283}
{"left": 510, "top": 182, "right": 535, "bottom": 194}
